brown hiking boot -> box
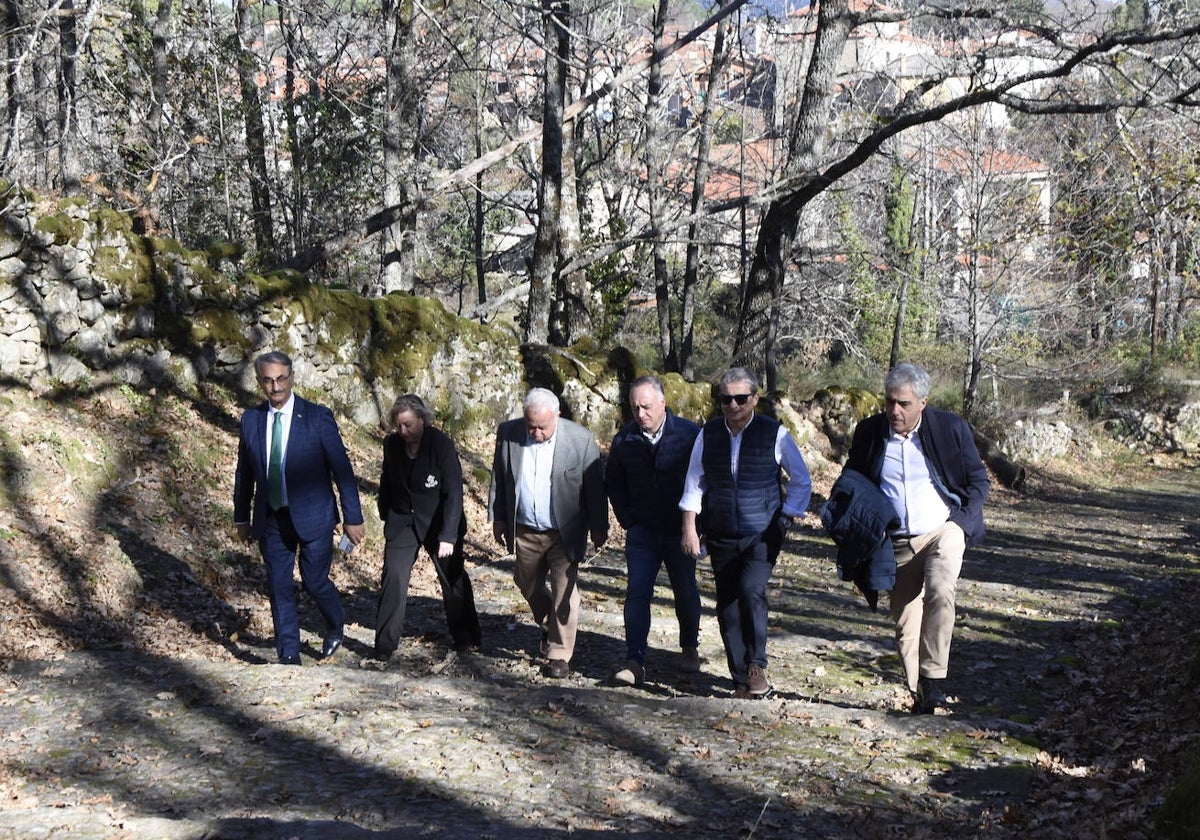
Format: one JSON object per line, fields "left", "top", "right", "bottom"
{"left": 747, "top": 664, "right": 771, "bottom": 698}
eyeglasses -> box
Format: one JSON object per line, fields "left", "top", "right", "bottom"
{"left": 258, "top": 373, "right": 292, "bottom": 387}
{"left": 718, "top": 393, "right": 753, "bottom": 406}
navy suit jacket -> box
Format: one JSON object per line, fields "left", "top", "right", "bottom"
{"left": 233, "top": 395, "right": 364, "bottom": 542}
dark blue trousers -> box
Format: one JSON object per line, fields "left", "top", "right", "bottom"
{"left": 261, "top": 507, "right": 343, "bottom": 660}
{"left": 707, "top": 525, "right": 782, "bottom": 687}
{"left": 623, "top": 525, "right": 701, "bottom": 665}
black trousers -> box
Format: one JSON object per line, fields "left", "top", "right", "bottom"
{"left": 706, "top": 518, "right": 786, "bottom": 687}
{"left": 375, "top": 512, "right": 481, "bottom": 655}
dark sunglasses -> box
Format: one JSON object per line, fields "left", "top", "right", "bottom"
{"left": 718, "top": 393, "right": 752, "bottom": 406}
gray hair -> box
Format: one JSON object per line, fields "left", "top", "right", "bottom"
{"left": 523, "top": 387, "right": 561, "bottom": 415}
{"left": 884, "top": 363, "right": 932, "bottom": 399}
{"left": 254, "top": 350, "right": 293, "bottom": 374}
{"left": 629, "top": 375, "right": 664, "bottom": 398}
{"left": 719, "top": 366, "right": 759, "bottom": 394}
{"left": 388, "top": 393, "right": 434, "bottom": 429}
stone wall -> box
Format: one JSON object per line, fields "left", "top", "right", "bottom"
{"left": 0, "top": 188, "right": 616, "bottom": 433}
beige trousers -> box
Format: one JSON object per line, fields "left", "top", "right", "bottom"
{"left": 889, "top": 521, "right": 966, "bottom": 691}
{"left": 514, "top": 526, "right": 580, "bottom": 662}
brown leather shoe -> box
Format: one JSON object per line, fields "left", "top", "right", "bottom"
{"left": 732, "top": 684, "right": 752, "bottom": 699}
{"left": 747, "top": 664, "right": 771, "bottom": 698}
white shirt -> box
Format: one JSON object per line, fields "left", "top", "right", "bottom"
{"left": 266, "top": 394, "right": 295, "bottom": 508}
{"left": 879, "top": 417, "right": 951, "bottom": 536}
{"left": 641, "top": 420, "right": 665, "bottom": 446}
{"left": 678, "top": 415, "right": 811, "bottom": 518}
{"left": 516, "top": 431, "right": 557, "bottom": 531}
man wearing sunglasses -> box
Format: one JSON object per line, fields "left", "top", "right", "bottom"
{"left": 679, "top": 367, "right": 812, "bottom": 699}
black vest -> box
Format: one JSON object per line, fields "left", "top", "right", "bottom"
{"left": 701, "top": 415, "right": 782, "bottom": 537}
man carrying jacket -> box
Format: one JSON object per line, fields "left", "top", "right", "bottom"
{"left": 606, "top": 376, "right": 702, "bottom": 686}
{"left": 843, "top": 362, "right": 990, "bottom": 713}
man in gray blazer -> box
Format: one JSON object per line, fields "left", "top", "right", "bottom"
{"left": 488, "top": 388, "right": 608, "bottom": 678}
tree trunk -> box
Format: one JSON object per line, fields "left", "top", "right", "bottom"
{"left": 972, "top": 430, "right": 1027, "bottom": 491}
{"left": 552, "top": 122, "right": 591, "bottom": 344}
{"left": 525, "top": 0, "right": 569, "bottom": 346}
{"left": 2, "top": 0, "right": 22, "bottom": 173}
{"left": 644, "top": 0, "right": 676, "bottom": 369}
{"left": 234, "top": 0, "right": 276, "bottom": 260}
{"left": 733, "top": 0, "right": 849, "bottom": 391}
{"left": 1148, "top": 216, "right": 1162, "bottom": 361}
{"left": 378, "top": 0, "right": 418, "bottom": 296}
{"left": 678, "top": 3, "right": 734, "bottom": 379}
{"left": 963, "top": 252, "right": 982, "bottom": 418}
{"left": 280, "top": 0, "right": 303, "bottom": 254}
{"left": 56, "top": 0, "right": 81, "bottom": 193}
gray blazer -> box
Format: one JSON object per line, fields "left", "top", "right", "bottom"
{"left": 488, "top": 416, "right": 608, "bottom": 564}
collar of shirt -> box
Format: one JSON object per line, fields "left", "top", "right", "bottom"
{"left": 270, "top": 394, "right": 297, "bottom": 419}
{"left": 524, "top": 430, "right": 556, "bottom": 448}
{"left": 641, "top": 419, "right": 666, "bottom": 445}
{"left": 887, "top": 413, "right": 922, "bottom": 442}
{"left": 724, "top": 413, "right": 754, "bottom": 438}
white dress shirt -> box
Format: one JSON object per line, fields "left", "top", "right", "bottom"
{"left": 879, "top": 417, "right": 951, "bottom": 536}
{"left": 516, "top": 431, "right": 557, "bottom": 531}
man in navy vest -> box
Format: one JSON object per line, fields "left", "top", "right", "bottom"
{"left": 843, "top": 362, "right": 989, "bottom": 713}
{"left": 606, "top": 375, "right": 702, "bottom": 686}
{"left": 680, "top": 367, "right": 811, "bottom": 698}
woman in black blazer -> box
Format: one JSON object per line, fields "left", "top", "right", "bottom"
{"left": 375, "top": 394, "right": 481, "bottom": 658}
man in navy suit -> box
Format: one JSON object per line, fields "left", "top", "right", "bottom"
{"left": 234, "top": 351, "right": 365, "bottom": 665}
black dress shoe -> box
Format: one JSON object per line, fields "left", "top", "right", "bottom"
{"left": 322, "top": 631, "right": 344, "bottom": 659}
{"left": 914, "top": 676, "right": 947, "bottom": 714}
{"left": 280, "top": 654, "right": 301, "bottom": 666}
{"left": 543, "top": 659, "right": 569, "bottom": 678}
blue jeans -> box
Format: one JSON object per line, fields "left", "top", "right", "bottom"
{"left": 623, "top": 525, "right": 701, "bottom": 665}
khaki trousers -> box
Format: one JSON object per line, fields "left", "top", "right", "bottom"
{"left": 514, "top": 525, "right": 580, "bottom": 662}
{"left": 889, "top": 521, "right": 965, "bottom": 691}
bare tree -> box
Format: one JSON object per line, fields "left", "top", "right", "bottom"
{"left": 233, "top": 0, "right": 275, "bottom": 260}
{"left": 526, "top": 0, "right": 570, "bottom": 345}
{"left": 732, "top": 0, "right": 850, "bottom": 391}
{"left": 376, "top": 0, "right": 420, "bottom": 295}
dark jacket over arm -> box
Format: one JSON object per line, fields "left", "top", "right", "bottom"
{"left": 820, "top": 468, "right": 898, "bottom": 608}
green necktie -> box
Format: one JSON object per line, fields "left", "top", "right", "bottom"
{"left": 268, "top": 410, "right": 284, "bottom": 510}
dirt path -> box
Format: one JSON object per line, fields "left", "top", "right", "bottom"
{"left": 1, "top": 467, "right": 1198, "bottom": 839}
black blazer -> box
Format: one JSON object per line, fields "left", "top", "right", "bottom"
{"left": 377, "top": 426, "right": 467, "bottom": 545}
